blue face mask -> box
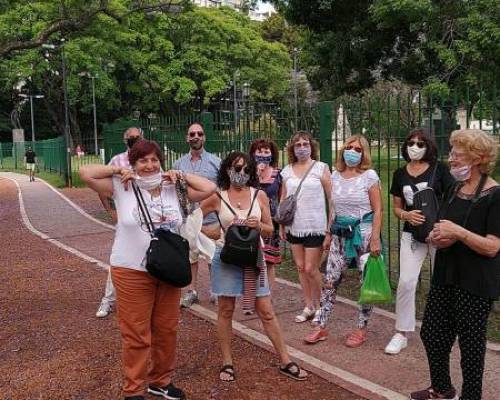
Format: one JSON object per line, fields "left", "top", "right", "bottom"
{"left": 255, "top": 155, "right": 272, "bottom": 165}
{"left": 343, "top": 149, "right": 362, "bottom": 167}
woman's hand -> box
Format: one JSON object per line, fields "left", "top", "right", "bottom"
{"left": 370, "top": 236, "right": 382, "bottom": 256}
{"left": 405, "top": 210, "right": 426, "bottom": 226}
{"left": 431, "top": 219, "right": 465, "bottom": 241}
{"left": 322, "top": 234, "right": 332, "bottom": 251}
{"left": 120, "top": 168, "right": 135, "bottom": 190}
{"left": 162, "top": 170, "right": 183, "bottom": 184}
{"left": 246, "top": 216, "right": 261, "bottom": 230}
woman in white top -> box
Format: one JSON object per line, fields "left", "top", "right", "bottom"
{"left": 79, "top": 140, "right": 216, "bottom": 400}
{"left": 280, "top": 131, "right": 333, "bottom": 325}
{"left": 201, "top": 151, "right": 308, "bottom": 383}
{"left": 304, "top": 135, "right": 383, "bottom": 348}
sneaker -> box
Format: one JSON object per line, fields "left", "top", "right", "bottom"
{"left": 410, "top": 387, "right": 458, "bottom": 400}
{"left": 209, "top": 293, "right": 218, "bottom": 305}
{"left": 96, "top": 302, "right": 112, "bottom": 318}
{"left": 304, "top": 327, "right": 328, "bottom": 344}
{"left": 295, "top": 306, "right": 315, "bottom": 323}
{"left": 385, "top": 333, "right": 408, "bottom": 355}
{"left": 180, "top": 290, "right": 198, "bottom": 308}
{"left": 311, "top": 309, "right": 321, "bottom": 326}
{"left": 148, "top": 383, "right": 186, "bottom": 399}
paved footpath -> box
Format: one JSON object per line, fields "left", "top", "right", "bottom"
{"left": 2, "top": 172, "right": 499, "bottom": 400}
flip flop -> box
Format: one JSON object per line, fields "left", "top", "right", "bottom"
{"left": 219, "top": 364, "right": 236, "bottom": 382}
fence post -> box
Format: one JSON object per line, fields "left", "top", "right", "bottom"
{"left": 319, "top": 101, "right": 333, "bottom": 167}
{"left": 201, "top": 111, "right": 214, "bottom": 142}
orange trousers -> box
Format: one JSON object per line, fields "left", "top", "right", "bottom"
{"left": 111, "top": 267, "right": 181, "bottom": 397}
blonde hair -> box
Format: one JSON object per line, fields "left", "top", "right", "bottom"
{"left": 449, "top": 129, "right": 498, "bottom": 174}
{"left": 335, "top": 134, "right": 372, "bottom": 172}
{"left": 286, "top": 131, "right": 319, "bottom": 164}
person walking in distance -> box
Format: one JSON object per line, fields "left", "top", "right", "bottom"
{"left": 25, "top": 146, "right": 37, "bottom": 182}
{"left": 175, "top": 122, "right": 221, "bottom": 308}
{"left": 95, "top": 127, "right": 143, "bottom": 318}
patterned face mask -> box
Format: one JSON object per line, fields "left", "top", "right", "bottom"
{"left": 229, "top": 168, "right": 250, "bottom": 188}
{"left": 294, "top": 147, "right": 311, "bottom": 161}
{"left": 255, "top": 155, "right": 273, "bottom": 165}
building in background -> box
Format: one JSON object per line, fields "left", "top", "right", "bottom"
{"left": 249, "top": 8, "right": 276, "bottom": 21}
{"left": 192, "top": 1, "right": 276, "bottom": 20}
{"left": 192, "top": 0, "right": 242, "bottom": 9}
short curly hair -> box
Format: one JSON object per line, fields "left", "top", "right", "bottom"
{"left": 217, "top": 151, "right": 259, "bottom": 190}
{"left": 248, "top": 138, "right": 280, "bottom": 168}
{"left": 450, "top": 129, "right": 498, "bottom": 174}
{"left": 128, "top": 139, "right": 164, "bottom": 169}
{"left": 286, "top": 131, "right": 319, "bottom": 164}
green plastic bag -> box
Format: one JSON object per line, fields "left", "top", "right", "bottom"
{"left": 358, "top": 255, "right": 393, "bottom": 304}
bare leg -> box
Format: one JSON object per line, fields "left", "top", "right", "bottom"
{"left": 217, "top": 296, "right": 236, "bottom": 381}
{"left": 290, "top": 244, "right": 312, "bottom": 308}
{"left": 304, "top": 247, "right": 323, "bottom": 309}
{"left": 267, "top": 264, "right": 276, "bottom": 293}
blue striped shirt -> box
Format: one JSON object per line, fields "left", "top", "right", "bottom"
{"left": 173, "top": 150, "right": 221, "bottom": 224}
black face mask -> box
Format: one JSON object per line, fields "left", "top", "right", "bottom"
{"left": 126, "top": 137, "right": 141, "bottom": 148}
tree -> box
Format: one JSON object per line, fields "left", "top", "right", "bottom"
{"left": 271, "top": 0, "right": 500, "bottom": 97}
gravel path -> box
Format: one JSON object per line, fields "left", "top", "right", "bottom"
{"left": 1, "top": 177, "right": 361, "bottom": 400}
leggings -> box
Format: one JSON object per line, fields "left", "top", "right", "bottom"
{"left": 318, "top": 226, "right": 373, "bottom": 329}
{"left": 421, "top": 285, "right": 492, "bottom": 400}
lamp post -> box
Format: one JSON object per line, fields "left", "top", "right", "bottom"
{"left": 79, "top": 72, "right": 99, "bottom": 155}
{"left": 232, "top": 70, "right": 240, "bottom": 134}
{"left": 19, "top": 93, "right": 44, "bottom": 145}
{"left": 293, "top": 47, "right": 299, "bottom": 130}
{"left": 243, "top": 82, "right": 250, "bottom": 135}
{"left": 42, "top": 39, "right": 72, "bottom": 187}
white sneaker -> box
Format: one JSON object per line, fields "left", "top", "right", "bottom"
{"left": 311, "top": 309, "right": 321, "bottom": 326}
{"left": 385, "top": 333, "right": 408, "bottom": 354}
{"left": 180, "top": 290, "right": 199, "bottom": 308}
{"left": 96, "top": 302, "right": 112, "bottom": 318}
{"left": 295, "top": 306, "right": 315, "bottom": 323}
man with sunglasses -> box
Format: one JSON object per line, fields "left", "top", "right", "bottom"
{"left": 174, "top": 122, "right": 221, "bottom": 308}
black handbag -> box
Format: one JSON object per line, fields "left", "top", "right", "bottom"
{"left": 407, "top": 163, "right": 440, "bottom": 243}
{"left": 216, "top": 189, "right": 261, "bottom": 271}
{"left": 132, "top": 182, "right": 192, "bottom": 288}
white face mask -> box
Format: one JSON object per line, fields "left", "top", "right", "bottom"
{"left": 135, "top": 172, "right": 162, "bottom": 191}
{"left": 450, "top": 165, "right": 472, "bottom": 182}
{"left": 407, "top": 145, "right": 426, "bottom": 161}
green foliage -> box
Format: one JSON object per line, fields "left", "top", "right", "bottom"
{"left": 273, "top": 0, "right": 500, "bottom": 96}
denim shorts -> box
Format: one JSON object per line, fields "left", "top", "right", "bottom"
{"left": 210, "top": 246, "right": 270, "bottom": 298}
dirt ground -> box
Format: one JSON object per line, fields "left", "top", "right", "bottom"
{"left": 1, "top": 180, "right": 362, "bottom": 400}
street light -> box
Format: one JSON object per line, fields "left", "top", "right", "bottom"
{"left": 19, "top": 93, "right": 44, "bottom": 145}
{"left": 79, "top": 72, "right": 99, "bottom": 155}
{"left": 232, "top": 70, "right": 240, "bottom": 134}
{"left": 42, "top": 39, "right": 72, "bottom": 187}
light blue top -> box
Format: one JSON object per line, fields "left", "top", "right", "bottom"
{"left": 173, "top": 149, "right": 221, "bottom": 225}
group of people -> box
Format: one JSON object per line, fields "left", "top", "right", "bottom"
{"left": 79, "top": 124, "right": 499, "bottom": 400}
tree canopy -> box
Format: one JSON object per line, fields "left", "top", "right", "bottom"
{"left": 272, "top": 0, "right": 500, "bottom": 97}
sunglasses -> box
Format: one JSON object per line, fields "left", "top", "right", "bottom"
{"left": 188, "top": 131, "right": 204, "bottom": 138}
{"left": 345, "top": 145, "right": 363, "bottom": 153}
{"left": 407, "top": 140, "right": 425, "bottom": 148}
{"left": 233, "top": 164, "right": 251, "bottom": 174}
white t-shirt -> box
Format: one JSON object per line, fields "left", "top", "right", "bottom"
{"left": 281, "top": 161, "right": 328, "bottom": 236}
{"left": 332, "top": 169, "right": 380, "bottom": 219}
{"left": 110, "top": 177, "right": 183, "bottom": 271}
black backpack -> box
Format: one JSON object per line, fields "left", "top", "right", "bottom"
{"left": 217, "top": 190, "right": 261, "bottom": 271}
{"left": 407, "top": 163, "right": 440, "bottom": 243}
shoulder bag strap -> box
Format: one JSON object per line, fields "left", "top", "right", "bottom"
{"left": 131, "top": 181, "right": 155, "bottom": 237}
{"left": 216, "top": 191, "right": 237, "bottom": 217}
{"left": 246, "top": 188, "right": 260, "bottom": 218}
{"left": 428, "top": 162, "right": 439, "bottom": 187}
{"left": 294, "top": 161, "right": 317, "bottom": 196}
{"left": 462, "top": 174, "right": 488, "bottom": 227}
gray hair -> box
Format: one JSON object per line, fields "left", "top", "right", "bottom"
{"left": 123, "top": 126, "right": 144, "bottom": 139}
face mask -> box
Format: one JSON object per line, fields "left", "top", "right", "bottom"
{"left": 135, "top": 172, "right": 162, "bottom": 191}
{"left": 229, "top": 168, "right": 250, "bottom": 188}
{"left": 450, "top": 165, "right": 472, "bottom": 182}
{"left": 407, "top": 145, "right": 426, "bottom": 161}
{"left": 294, "top": 147, "right": 311, "bottom": 161}
{"left": 126, "top": 136, "right": 141, "bottom": 149}
{"left": 255, "top": 155, "right": 272, "bottom": 165}
{"left": 343, "top": 149, "right": 362, "bottom": 167}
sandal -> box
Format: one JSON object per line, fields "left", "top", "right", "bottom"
{"left": 279, "top": 362, "right": 308, "bottom": 381}
{"left": 294, "top": 307, "right": 315, "bottom": 323}
{"left": 219, "top": 364, "right": 236, "bottom": 382}
{"left": 345, "top": 329, "right": 367, "bottom": 348}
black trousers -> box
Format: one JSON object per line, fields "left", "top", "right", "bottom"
{"left": 420, "top": 285, "right": 493, "bottom": 400}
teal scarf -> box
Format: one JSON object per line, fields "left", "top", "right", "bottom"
{"left": 331, "top": 212, "right": 374, "bottom": 261}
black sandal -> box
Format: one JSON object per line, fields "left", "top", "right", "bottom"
{"left": 279, "top": 362, "right": 308, "bottom": 381}
{"left": 219, "top": 364, "right": 236, "bottom": 382}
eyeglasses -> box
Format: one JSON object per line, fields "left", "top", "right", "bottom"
{"left": 448, "top": 151, "right": 467, "bottom": 160}
{"left": 407, "top": 140, "right": 425, "bottom": 148}
{"left": 188, "top": 131, "right": 204, "bottom": 138}
{"left": 294, "top": 142, "right": 310, "bottom": 148}
{"left": 345, "top": 145, "right": 363, "bottom": 153}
